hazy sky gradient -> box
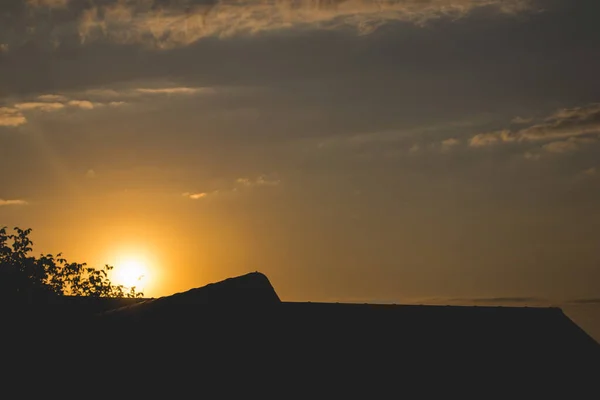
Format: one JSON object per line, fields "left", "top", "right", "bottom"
{"left": 1, "top": 0, "right": 599, "bottom": 337}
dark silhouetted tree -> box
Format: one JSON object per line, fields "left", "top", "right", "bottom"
{"left": 0, "top": 227, "right": 142, "bottom": 302}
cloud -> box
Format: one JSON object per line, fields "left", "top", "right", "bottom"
{"left": 441, "top": 137, "right": 460, "bottom": 150}
{"left": 469, "top": 103, "right": 600, "bottom": 148}
{"left": 183, "top": 192, "right": 208, "bottom": 200}
{"left": 67, "top": 100, "right": 95, "bottom": 109}
{"left": 81, "top": 86, "right": 213, "bottom": 101}
{"left": 73, "top": 0, "right": 535, "bottom": 49}
{"left": 542, "top": 139, "right": 580, "bottom": 154}
{"left": 38, "top": 94, "right": 69, "bottom": 102}
{"left": 135, "top": 87, "right": 210, "bottom": 95}
{"left": 0, "top": 199, "right": 28, "bottom": 206}
{"left": 184, "top": 175, "right": 281, "bottom": 201}
{"left": 511, "top": 116, "right": 533, "bottom": 124}
{"left": 256, "top": 175, "right": 281, "bottom": 186}
{"left": 469, "top": 130, "right": 514, "bottom": 147}
{"left": 0, "top": 44, "right": 8, "bottom": 53}
{"left": 237, "top": 175, "right": 281, "bottom": 187}
{"left": 582, "top": 167, "right": 596, "bottom": 177}
{"left": 0, "top": 84, "right": 205, "bottom": 128}
{"left": 85, "top": 169, "right": 96, "bottom": 179}
{"left": 236, "top": 178, "right": 252, "bottom": 187}
{"left": 518, "top": 103, "right": 600, "bottom": 142}
{"left": 542, "top": 136, "right": 596, "bottom": 154}
{"left": 320, "top": 117, "right": 484, "bottom": 152}
{"left": 85, "top": 89, "right": 121, "bottom": 98}
{"left": 14, "top": 102, "right": 65, "bottom": 112}
{"left": 0, "top": 108, "right": 27, "bottom": 127}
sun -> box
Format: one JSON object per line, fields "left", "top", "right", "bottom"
{"left": 103, "top": 245, "right": 161, "bottom": 296}
{"left": 114, "top": 257, "right": 148, "bottom": 289}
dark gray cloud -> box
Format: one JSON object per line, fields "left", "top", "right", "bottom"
{"left": 2, "top": 0, "right": 536, "bottom": 52}
{"left": 0, "top": 0, "right": 597, "bottom": 124}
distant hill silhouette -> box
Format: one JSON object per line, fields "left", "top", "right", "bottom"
{"left": 5, "top": 272, "right": 600, "bottom": 397}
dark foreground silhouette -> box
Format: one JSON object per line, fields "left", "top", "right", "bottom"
{"left": 4, "top": 272, "right": 600, "bottom": 397}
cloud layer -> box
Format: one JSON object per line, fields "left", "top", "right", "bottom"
{"left": 2, "top": 0, "right": 536, "bottom": 51}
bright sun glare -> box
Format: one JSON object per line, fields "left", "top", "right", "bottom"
{"left": 114, "top": 258, "right": 148, "bottom": 289}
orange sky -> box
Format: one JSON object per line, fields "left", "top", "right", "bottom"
{"left": 1, "top": 0, "right": 599, "bottom": 339}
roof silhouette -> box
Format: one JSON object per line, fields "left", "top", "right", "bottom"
{"left": 6, "top": 271, "right": 600, "bottom": 397}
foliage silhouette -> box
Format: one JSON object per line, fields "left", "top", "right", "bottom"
{"left": 0, "top": 226, "right": 143, "bottom": 302}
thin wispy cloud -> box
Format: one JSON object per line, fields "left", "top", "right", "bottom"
{"left": 135, "top": 87, "right": 210, "bottom": 95}
{"left": 582, "top": 167, "right": 596, "bottom": 177}
{"left": 236, "top": 178, "right": 253, "bottom": 187}
{"left": 519, "top": 103, "right": 600, "bottom": 142}
{"left": 468, "top": 103, "right": 600, "bottom": 150}
{"left": 440, "top": 137, "right": 460, "bottom": 151}
{"left": 541, "top": 140, "right": 578, "bottom": 154}
{"left": 67, "top": 100, "right": 95, "bottom": 109}
{"left": 319, "top": 118, "right": 484, "bottom": 152}
{"left": 37, "top": 94, "right": 69, "bottom": 102}
{"left": 81, "top": 86, "right": 213, "bottom": 100}
{"left": 184, "top": 175, "right": 281, "bottom": 201}
{"left": 0, "top": 108, "right": 27, "bottom": 127}
{"left": 409, "top": 144, "right": 420, "bottom": 153}
{"left": 1, "top": 99, "right": 92, "bottom": 127}
{"left": 469, "top": 130, "right": 514, "bottom": 147}
{"left": 14, "top": 102, "right": 65, "bottom": 112}
{"left": 0, "top": 199, "right": 28, "bottom": 206}
{"left": 511, "top": 116, "right": 533, "bottom": 124}
{"left": 183, "top": 192, "right": 208, "bottom": 200}
{"left": 0, "top": 85, "right": 208, "bottom": 128}
{"left": 237, "top": 175, "right": 281, "bottom": 187}
{"left": 542, "top": 137, "right": 597, "bottom": 154}
{"left": 84, "top": 89, "right": 121, "bottom": 98}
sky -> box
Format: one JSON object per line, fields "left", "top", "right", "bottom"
{"left": 1, "top": 0, "right": 599, "bottom": 338}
